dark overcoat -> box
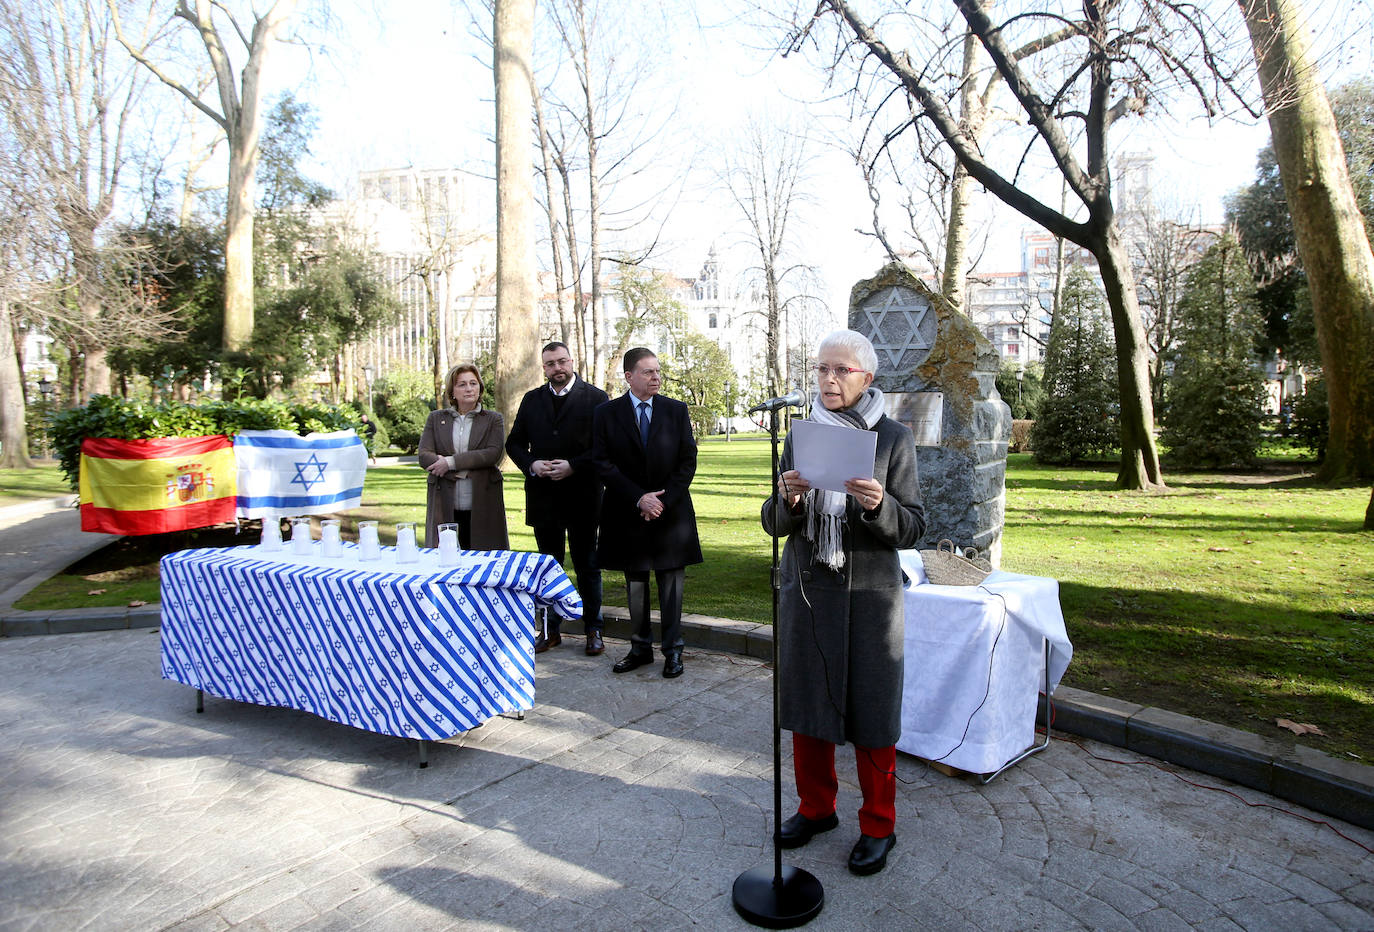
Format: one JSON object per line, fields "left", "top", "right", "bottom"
{"left": 592, "top": 393, "right": 703, "bottom": 572}
{"left": 504, "top": 377, "right": 609, "bottom": 527}
{"left": 418, "top": 407, "right": 510, "bottom": 551}
{"left": 761, "top": 415, "right": 925, "bottom": 748}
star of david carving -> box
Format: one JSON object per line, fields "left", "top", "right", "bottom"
{"left": 291, "top": 453, "right": 328, "bottom": 492}
{"left": 862, "top": 288, "right": 934, "bottom": 368}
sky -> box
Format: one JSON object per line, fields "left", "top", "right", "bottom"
{"left": 263, "top": 0, "right": 1366, "bottom": 327}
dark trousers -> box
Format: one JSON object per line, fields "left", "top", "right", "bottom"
{"left": 625, "top": 567, "right": 685, "bottom": 656}
{"left": 453, "top": 510, "right": 472, "bottom": 549}
{"left": 793, "top": 732, "right": 897, "bottom": 838}
{"left": 534, "top": 520, "right": 602, "bottom": 635}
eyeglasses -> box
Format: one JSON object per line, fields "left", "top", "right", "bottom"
{"left": 812, "top": 364, "right": 868, "bottom": 378}
{"left": 542, "top": 357, "right": 571, "bottom": 368}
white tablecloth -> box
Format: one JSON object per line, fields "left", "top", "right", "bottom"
{"left": 159, "top": 544, "right": 581, "bottom": 740}
{"left": 897, "top": 550, "right": 1073, "bottom": 774}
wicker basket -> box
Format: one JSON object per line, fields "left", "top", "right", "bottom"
{"left": 919, "top": 539, "right": 992, "bottom": 586}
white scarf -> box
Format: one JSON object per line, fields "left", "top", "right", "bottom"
{"left": 802, "top": 386, "right": 886, "bottom": 571}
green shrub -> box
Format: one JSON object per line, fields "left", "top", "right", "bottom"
{"left": 48, "top": 395, "right": 362, "bottom": 490}
{"left": 382, "top": 398, "right": 432, "bottom": 454}
{"left": 1289, "top": 379, "right": 1328, "bottom": 462}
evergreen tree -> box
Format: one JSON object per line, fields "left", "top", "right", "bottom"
{"left": 1160, "top": 233, "right": 1267, "bottom": 467}
{"left": 1031, "top": 267, "right": 1119, "bottom": 464}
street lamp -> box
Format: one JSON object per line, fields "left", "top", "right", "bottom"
{"left": 1016, "top": 366, "right": 1025, "bottom": 412}
{"left": 37, "top": 377, "right": 54, "bottom": 459}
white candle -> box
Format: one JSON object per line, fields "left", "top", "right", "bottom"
{"left": 321, "top": 521, "right": 342, "bottom": 558}
{"left": 290, "top": 518, "right": 313, "bottom": 555}
{"left": 260, "top": 516, "right": 282, "bottom": 551}
{"left": 358, "top": 523, "right": 380, "bottom": 561}
{"left": 395, "top": 523, "right": 418, "bottom": 563}
{"left": 438, "top": 527, "right": 459, "bottom": 566}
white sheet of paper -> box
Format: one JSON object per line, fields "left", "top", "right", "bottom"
{"left": 790, "top": 419, "right": 877, "bottom": 494}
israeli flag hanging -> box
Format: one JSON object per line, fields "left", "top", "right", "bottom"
{"left": 234, "top": 429, "right": 367, "bottom": 518}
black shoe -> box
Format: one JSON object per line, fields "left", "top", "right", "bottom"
{"left": 534, "top": 633, "right": 561, "bottom": 654}
{"left": 662, "top": 650, "right": 683, "bottom": 679}
{"left": 847, "top": 833, "right": 896, "bottom": 875}
{"left": 778, "top": 811, "right": 838, "bottom": 849}
{"left": 585, "top": 631, "right": 604, "bottom": 656}
{"left": 612, "top": 651, "right": 654, "bottom": 673}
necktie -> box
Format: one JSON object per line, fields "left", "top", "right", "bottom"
{"left": 637, "top": 401, "right": 650, "bottom": 447}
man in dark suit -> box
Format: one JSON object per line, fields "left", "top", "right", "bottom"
{"left": 592, "top": 347, "right": 703, "bottom": 679}
{"left": 506, "top": 342, "right": 611, "bottom": 655}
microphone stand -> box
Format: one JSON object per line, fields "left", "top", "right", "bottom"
{"left": 732, "top": 403, "right": 824, "bottom": 928}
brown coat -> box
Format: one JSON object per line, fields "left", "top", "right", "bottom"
{"left": 418, "top": 407, "right": 510, "bottom": 551}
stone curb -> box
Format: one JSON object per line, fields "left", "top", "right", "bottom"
{"left": 3, "top": 589, "right": 1371, "bottom": 833}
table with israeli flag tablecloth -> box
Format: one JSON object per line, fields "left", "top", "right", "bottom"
{"left": 159, "top": 545, "right": 582, "bottom": 742}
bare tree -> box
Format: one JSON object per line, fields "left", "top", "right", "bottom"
{"left": 1129, "top": 203, "right": 1220, "bottom": 409}
{"left": 790, "top": 0, "right": 1257, "bottom": 490}
{"left": 1240, "top": 0, "right": 1374, "bottom": 521}
{"left": 108, "top": 0, "right": 299, "bottom": 356}
{"left": 721, "top": 115, "right": 814, "bottom": 398}
{"left": 494, "top": 0, "right": 539, "bottom": 425}
{"left": 0, "top": 0, "right": 149, "bottom": 400}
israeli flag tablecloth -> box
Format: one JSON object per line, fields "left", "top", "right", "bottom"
{"left": 159, "top": 545, "right": 582, "bottom": 740}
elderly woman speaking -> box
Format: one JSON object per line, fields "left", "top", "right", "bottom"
{"left": 760, "top": 329, "right": 925, "bottom": 877}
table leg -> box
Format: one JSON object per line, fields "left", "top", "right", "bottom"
{"left": 417, "top": 739, "right": 429, "bottom": 769}
{"left": 978, "top": 639, "right": 1053, "bottom": 785}
{"left": 196, "top": 689, "right": 204, "bottom": 714}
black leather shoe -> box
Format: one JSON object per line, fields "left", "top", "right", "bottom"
{"left": 848, "top": 833, "right": 896, "bottom": 875}
{"left": 534, "top": 633, "right": 561, "bottom": 654}
{"left": 662, "top": 651, "right": 683, "bottom": 679}
{"left": 778, "top": 811, "right": 838, "bottom": 849}
{"left": 585, "top": 631, "right": 604, "bottom": 656}
{"left": 612, "top": 651, "right": 654, "bottom": 673}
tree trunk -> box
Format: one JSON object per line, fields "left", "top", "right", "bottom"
{"left": 223, "top": 131, "right": 256, "bottom": 353}
{"left": 0, "top": 296, "right": 33, "bottom": 469}
{"left": 1095, "top": 227, "right": 1165, "bottom": 489}
{"left": 493, "top": 0, "right": 538, "bottom": 427}
{"left": 1241, "top": 0, "right": 1374, "bottom": 483}
{"left": 534, "top": 92, "right": 571, "bottom": 350}
{"left": 941, "top": 31, "right": 980, "bottom": 313}
{"left": 422, "top": 271, "right": 443, "bottom": 405}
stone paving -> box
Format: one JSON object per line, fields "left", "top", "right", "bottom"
{"left": 1, "top": 628, "right": 1371, "bottom": 930}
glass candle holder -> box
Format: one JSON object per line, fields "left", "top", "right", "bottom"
{"left": 358, "top": 520, "right": 380, "bottom": 561}
{"left": 395, "top": 522, "right": 418, "bottom": 564}
{"left": 290, "top": 516, "right": 313, "bottom": 555}
{"left": 259, "top": 515, "right": 282, "bottom": 551}
{"left": 320, "top": 519, "right": 343, "bottom": 558}
{"left": 437, "top": 522, "right": 460, "bottom": 567}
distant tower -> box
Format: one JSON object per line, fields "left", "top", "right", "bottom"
{"left": 1115, "top": 152, "right": 1154, "bottom": 216}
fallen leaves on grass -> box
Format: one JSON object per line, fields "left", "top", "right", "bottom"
{"left": 87, "top": 588, "right": 106, "bottom": 596}
{"left": 1276, "top": 719, "right": 1326, "bottom": 736}
{"left": 1207, "top": 547, "right": 1232, "bottom": 552}
{"left": 128, "top": 600, "right": 147, "bottom": 607}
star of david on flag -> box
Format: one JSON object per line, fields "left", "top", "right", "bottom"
{"left": 234, "top": 429, "right": 366, "bottom": 518}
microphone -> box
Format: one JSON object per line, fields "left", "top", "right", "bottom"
{"left": 748, "top": 388, "right": 807, "bottom": 414}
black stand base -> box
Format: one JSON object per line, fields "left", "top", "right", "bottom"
{"left": 732, "top": 865, "right": 824, "bottom": 928}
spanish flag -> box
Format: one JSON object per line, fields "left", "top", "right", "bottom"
{"left": 79, "top": 436, "right": 237, "bottom": 535}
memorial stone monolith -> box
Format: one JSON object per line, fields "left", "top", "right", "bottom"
{"left": 849, "top": 263, "right": 1011, "bottom": 565}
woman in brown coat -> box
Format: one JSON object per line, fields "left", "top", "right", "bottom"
{"left": 418, "top": 364, "right": 510, "bottom": 551}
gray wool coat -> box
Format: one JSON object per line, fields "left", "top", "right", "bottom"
{"left": 418, "top": 407, "right": 510, "bottom": 551}
{"left": 760, "top": 415, "right": 925, "bottom": 748}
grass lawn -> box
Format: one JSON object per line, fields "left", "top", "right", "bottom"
{"left": 8, "top": 439, "right": 1371, "bottom": 758}
{"left": 0, "top": 463, "right": 73, "bottom": 508}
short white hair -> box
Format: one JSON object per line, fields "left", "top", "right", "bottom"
{"left": 817, "top": 329, "right": 878, "bottom": 374}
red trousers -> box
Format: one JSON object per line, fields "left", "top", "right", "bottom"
{"left": 792, "top": 732, "right": 897, "bottom": 838}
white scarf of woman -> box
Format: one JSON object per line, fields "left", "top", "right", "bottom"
{"left": 802, "top": 385, "right": 886, "bottom": 571}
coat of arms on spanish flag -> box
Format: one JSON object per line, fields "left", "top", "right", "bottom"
{"left": 78, "top": 435, "right": 237, "bottom": 535}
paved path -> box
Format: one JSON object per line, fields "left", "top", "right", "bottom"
{"left": 2, "top": 629, "right": 1370, "bottom": 931}
{"left": 0, "top": 502, "right": 114, "bottom": 604}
